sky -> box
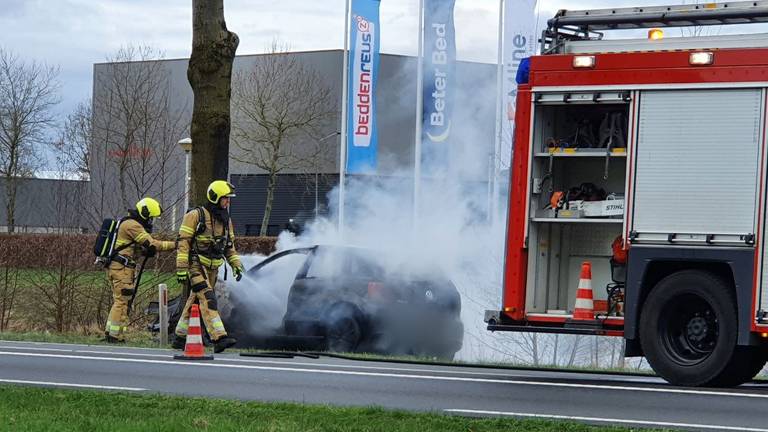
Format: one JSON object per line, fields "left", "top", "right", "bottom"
{"left": 0, "top": 0, "right": 763, "bottom": 125}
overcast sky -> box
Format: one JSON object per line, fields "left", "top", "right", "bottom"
{"left": 0, "top": 0, "right": 763, "bottom": 122}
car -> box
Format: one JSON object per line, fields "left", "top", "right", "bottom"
{"left": 225, "top": 245, "right": 464, "bottom": 359}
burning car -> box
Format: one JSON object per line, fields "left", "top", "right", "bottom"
{"left": 225, "top": 245, "right": 464, "bottom": 359}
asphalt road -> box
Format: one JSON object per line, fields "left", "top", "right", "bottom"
{"left": 0, "top": 340, "right": 766, "bottom": 431}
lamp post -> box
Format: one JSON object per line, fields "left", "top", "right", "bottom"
{"left": 178, "top": 138, "right": 192, "bottom": 210}
{"left": 316, "top": 131, "right": 341, "bottom": 218}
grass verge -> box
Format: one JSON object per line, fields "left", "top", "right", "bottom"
{"left": 0, "top": 331, "right": 159, "bottom": 348}
{"left": 0, "top": 385, "right": 650, "bottom": 432}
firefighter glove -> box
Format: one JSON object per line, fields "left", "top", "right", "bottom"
{"left": 145, "top": 244, "right": 157, "bottom": 258}
{"left": 176, "top": 270, "right": 189, "bottom": 284}
{"left": 233, "top": 266, "right": 244, "bottom": 282}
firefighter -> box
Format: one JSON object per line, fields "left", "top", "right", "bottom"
{"left": 173, "top": 180, "right": 243, "bottom": 353}
{"left": 106, "top": 197, "right": 175, "bottom": 343}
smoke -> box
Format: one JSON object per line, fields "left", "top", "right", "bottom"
{"left": 222, "top": 53, "right": 512, "bottom": 362}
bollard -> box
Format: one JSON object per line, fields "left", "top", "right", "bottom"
{"left": 159, "top": 283, "right": 168, "bottom": 346}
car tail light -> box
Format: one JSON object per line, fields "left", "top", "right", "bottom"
{"left": 368, "top": 282, "right": 385, "bottom": 299}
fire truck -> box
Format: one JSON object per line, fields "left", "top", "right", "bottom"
{"left": 485, "top": 1, "right": 768, "bottom": 387}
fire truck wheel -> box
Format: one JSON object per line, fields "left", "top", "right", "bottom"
{"left": 640, "top": 270, "right": 741, "bottom": 387}
{"left": 710, "top": 346, "right": 767, "bottom": 387}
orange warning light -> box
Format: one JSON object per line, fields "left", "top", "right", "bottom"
{"left": 648, "top": 29, "right": 664, "bottom": 41}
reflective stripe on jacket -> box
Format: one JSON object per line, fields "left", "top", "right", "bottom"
{"left": 176, "top": 207, "right": 241, "bottom": 271}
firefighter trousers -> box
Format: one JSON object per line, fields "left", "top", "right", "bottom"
{"left": 106, "top": 265, "right": 135, "bottom": 340}
{"left": 174, "top": 262, "right": 227, "bottom": 340}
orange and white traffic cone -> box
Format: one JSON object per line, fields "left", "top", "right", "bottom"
{"left": 567, "top": 261, "right": 600, "bottom": 327}
{"left": 173, "top": 304, "right": 213, "bottom": 360}
{"left": 573, "top": 262, "right": 595, "bottom": 320}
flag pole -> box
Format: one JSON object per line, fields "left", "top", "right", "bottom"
{"left": 492, "top": 0, "right": 505, "bottom": 225}
{"left": 339, "top": 0, "right": 352, "bottom": 235}
{"left": 413, "top": 0, "right": 425, "bottom": 229}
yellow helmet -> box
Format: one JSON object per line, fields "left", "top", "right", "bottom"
{"left": 136, "top": 197, "right": 163, "bottom": 220}
{"left": 207, "top": 180, "right": 236, "bottom": 204}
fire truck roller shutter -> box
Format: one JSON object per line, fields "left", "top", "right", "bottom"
{"left": 631, "top": 89, "right": 763, "bottom": 244}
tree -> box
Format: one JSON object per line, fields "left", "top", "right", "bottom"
{"left": 188, "top": 0, "right": 239, "bottom": 205}
{"left": 53, "top": 100, "right": 91, "bottom": 180}
{"left": 90, "top": 45, "right": 188, "bottom": 231}
{"left": 231, "top": 41, "right": 337, "bottom": 236}
{"left": 0, "top": 47, "right": 60, "bottom": 233}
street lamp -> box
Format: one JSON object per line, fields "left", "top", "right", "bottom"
{"left": 315, "top": 131, "right": 341, "bottom": 217}
{"left": 178, "top": 138, "right": 192, "bottom": 210}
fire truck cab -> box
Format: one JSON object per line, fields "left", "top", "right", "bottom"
{"left": 486, "top": 1, "right": 768, "bottom": 386}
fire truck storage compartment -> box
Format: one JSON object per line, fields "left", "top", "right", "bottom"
{"left": 526, "top": 92, "right": 630, "bottom": 315}
{"left": 631, "top": 89, "right": 764, "bottom": 246}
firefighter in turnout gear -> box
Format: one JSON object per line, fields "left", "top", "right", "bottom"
{"left": 173, "top": 180, "right": 244, "bottom": 353}
{"left": 106, "top": 198, "right": 175, "bottom": 343}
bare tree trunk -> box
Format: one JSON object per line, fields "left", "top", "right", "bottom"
{"left": 567, "top": 335, "right": 580, "bottom": 367}
{"left": 618, "top": 338, "right": 626, "bottom": 369}
{"left": 552, "top": 334, "right": 559, "bottom": 366}
{"left": 0, "top": 266, "right": 19, "bottom": 331}
{"left": 4, "top": 179, "right": 16, "bottom": 233}
{"left": 188, "top": 0, "right": 239, "bottom": 205}
{"left": 592, "top": 336, "right": 599, "bottom": 367}
{"left": 260, "top": 168, "right": 278, "bottom": 236}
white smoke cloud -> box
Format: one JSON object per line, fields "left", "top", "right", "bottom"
{"left": 222, "top": 49, "right": 512, "bottom": 362}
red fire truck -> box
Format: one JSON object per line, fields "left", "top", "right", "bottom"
{"left": 486, "top": 1, "right": 768, "bottom": 387}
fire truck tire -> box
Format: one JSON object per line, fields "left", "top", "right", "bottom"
{"left": 640, "top": 270, "right": 741, "bottom": 387}
{"left": 710, "top": 346, "right": 767, "bottom": 386}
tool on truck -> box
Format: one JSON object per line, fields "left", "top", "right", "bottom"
{"left": 486, "top": 1, "right": 768, "bottom": 387}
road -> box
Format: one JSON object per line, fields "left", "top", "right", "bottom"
{"left": 0, "top": 340, "right": 766, "bottom": 431}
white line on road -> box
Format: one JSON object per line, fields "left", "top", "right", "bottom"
{"left": 0, "top": 345, "right": 660, "bottom": 382}
{"left": 0, "top": 340, "right": 165, "bottom": 351}
{"left": 444, "top": 409, "right": 768, "bottom": 432}
{"left": 0, "top": 378, "right": 145, "bottom": 392}
{"left": 0, "top": 350, "right": 765, "bottom": 399}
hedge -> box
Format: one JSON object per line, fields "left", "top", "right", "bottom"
{"left": 0, "top": 234, "right": 277, "bottom": 271}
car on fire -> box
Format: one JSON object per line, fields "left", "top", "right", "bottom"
{"left": 225, "top": 245, "right": 464, "bottom": 358}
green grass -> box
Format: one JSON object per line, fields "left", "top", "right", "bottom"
{"left": 0, "top": 331, "right": 160, "bottom": 348}
{"left": 0, "top": 385, "right": 651, "bottom": 432}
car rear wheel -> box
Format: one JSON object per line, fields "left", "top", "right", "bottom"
{"left": 325, "top": 304, "right": 362, "bottom": 353}
{"left": 640, "top": 270, "right": 751, "bottom": 387}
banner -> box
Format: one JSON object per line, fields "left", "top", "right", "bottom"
{"left": 421, "top": 0, "right": 456, "bottom": 176}
{"left": 501, "top": 0, "right": 537, "bottom": 168}
{"left": 346, "top": 0, "right": 381, "bottom": 174}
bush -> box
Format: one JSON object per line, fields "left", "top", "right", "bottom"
{"left": 0, "top": 234, "right": 277, "bottom": 271}
{"left": 0, "top": 233, "right": 277, "bottom": 334}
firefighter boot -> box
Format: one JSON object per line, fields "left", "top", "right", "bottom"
{"left": 213, "top": 336, "right": 237, "bottom": 353}
{"left": 104, "top": 335, "right": 125, "bottom": 344}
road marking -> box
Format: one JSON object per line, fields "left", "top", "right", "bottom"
{"left": 444, "top": 409, "right": 768, "bottom": 432}
{"left": 0, "top": 350, "right": 765, "bottom": 399}
{"left": 0, "top": 378, "right": 145, "bottom": 392}
{"left": 0, "top": 345, "right": 658, "bottom": 382}
{"left": 0, "top": 340, "right": 165, "bottom": 351}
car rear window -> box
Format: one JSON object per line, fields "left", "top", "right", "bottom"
{"left": 305, "top": 249, "right": 386, "bottom": 279}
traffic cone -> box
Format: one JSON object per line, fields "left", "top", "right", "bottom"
{"left": 173, "top": 304, "right": 213, "bottom": 360}
{"left": 566, "top": 261, "right": 601, "bottom": 327}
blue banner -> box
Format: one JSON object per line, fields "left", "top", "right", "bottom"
{"left": 346, "top": 0, "right": 381, "bottom": 174}
{"left": 421, "top": 0, "right": 456, "bottom": 176}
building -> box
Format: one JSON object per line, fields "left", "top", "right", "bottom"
{"left": 90, "top": 50, "right": 496, "bottom": 235}
{"left": 0, "top": 177, "right": 90, "bottom": 233}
